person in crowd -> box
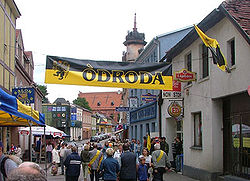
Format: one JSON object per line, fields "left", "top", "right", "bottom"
{"left": 15, "top": 145, "right": 22, "bottom": 158}
{"left": 46, "top": 142, "right": 53, "bottom": 163}
{"left": 113, "top": 144, "right": 123, "bottom": 167}
{"left": 31, "top": 144, "right": 37, "bottom": 162}
{"left": 130, "top": 139, "right": 135, "bottom": 153}
{"left": 102, "top": 141, "right": 109, "bottom": 159}
{"left": 151, "top": 143, "right": 169, "bottom": 181}
{"left": 135, "top": 140, "right": 142, "bottom": 158}
{"left": 171, "top": 137, "right": 177, "bottom": 169}
{"left": 64, "top": 146, "right": 81, "bottom": 181}
{"left": 150, "top": 138, "right": 156, "bottom": 155}
{"left": 175, "top": 137, "right": 183, "bottom": 172}
{"left": 137, "top": 156, "right": 149, "bottom": 181}
{"left": 81, "top": 144, "right": 90, "bottom": 181}
{"left": 120, "top": 143, "right": 137, "bottom": 181}
{"left": 160, "top": 137, "right": 169, "bottom": 156}
{"left": 143, "top": 137, "right": 147, "bottom": 148}
{"left": 0, "top": 141, "right": 18, "bottom": 180}
{"left": 50, "top": 145, "right": 60, "bottom": 176}
{"left": 9, "top": 144, "right": 16, "bottom": 155}
{"left": 140, "top": 148, "right": 152, "bottom": 179}
{"left": 100, "top": 148, "right": 120, "bottom": 181}
{"left": 8, "top": 162, "right": 46, "bottom": 181}
{"left": 63, "top": 144, "right": 72, "bottom": 163}
{"left": 89, "top": 143, "right": 103, "bottom": 181}
{"left": 59, "top": 142, "right": 67, "bottom": 175}
{"left": 36, "top": 139, "right": 41, "bottom": 152}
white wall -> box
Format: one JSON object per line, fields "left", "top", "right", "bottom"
{"left": 163, "top": 17, "right": 250, "bottom": 173}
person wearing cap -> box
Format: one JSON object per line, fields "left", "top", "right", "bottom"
{"left": 151, "top": 143, "right": 169, "bottom": 181}
{"left": 64, "top": 146, "right": 81, "bottom": 181}
{"left": 0, "top": 141, "right": 18, "bottom": 181}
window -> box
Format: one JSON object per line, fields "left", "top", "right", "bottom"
{"left": 228, "top": 39, "right": 235, "bottom": 66}
{"left": 193, "top": 112, "right": 202, "bottom": 147}
{"left": 111, "top": 101, "right": 114, "bottom": 106}
{"left": 152, "top": 122, "right": 155, "bottom": 132}
{"left": 186, "top": 53, "right": 192, "bottom": 71}
{"left": 97, "top": 101, "right": 101, "bottom": 106}
{"left": 135, "top": 125, "right": 137, "bottom": 140}
{"left": 201, "top": 44, "right": 209, "bottom": 78}
{"left": 146, "top": 123, "right": 150, "bottom": 133}
{"left": 185, "top": 53, "right": 192, "bottom": 85}
{"left": 131, "top": 126, "right": 134, "bottom": 138}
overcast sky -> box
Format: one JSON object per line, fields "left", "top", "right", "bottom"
{"left": 15, "top": 0, "right": 223, "bottom": 103}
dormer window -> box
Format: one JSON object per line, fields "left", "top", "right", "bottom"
{"left": 111, "top": 101, "right": 114, "bottom": 106}
{"left": 97, "top": 101, "right": 101, "bottom": 106}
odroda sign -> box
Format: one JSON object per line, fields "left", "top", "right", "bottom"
{"left": 45, "top": 55, "right": 173, "bottom": 90}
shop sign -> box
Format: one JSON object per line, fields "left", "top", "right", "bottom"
{"left": 162, "top": 80, "right": 182, "bottom": 99}
{"left": 20, "top": 130, "right": 29, "bottom": 135}
{"left": 141, "top": 93, "right": 157, "bottom": 102}
{"left": 12, "top": 87, "right": 35, "bottom": 104}
{"left": 115, "top": 107, "right": 130, "bottom": 112}
{"left": 173, "top": 69, "right": 196, "bottom": 82}
{"left": 168, "top": 102, "right": 182, "bottom": 118}
{"left": 53, "top": 132, "right": 62, "bottom": 137}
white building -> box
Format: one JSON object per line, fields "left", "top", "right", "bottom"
{"left": 162, "top": 0, "right": 250, "bottom": 180}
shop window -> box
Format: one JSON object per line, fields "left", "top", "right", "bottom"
{"left": 152, "top": 122, "right": 155, "bottom": 132}
{"left": 135, "top": 125, "right": 138, "bottom": 140}
{"left": 201, "top": 44, "right": 209, "bottom": 78}
{"left": 193, "top": 112, "right": 202, "bottom": 147}
{"left": 227, "top": 38, "right": 235, "bottom": 67}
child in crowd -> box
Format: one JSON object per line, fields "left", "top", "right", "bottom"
{"left": 137, "top": 156, "right": 149, "bottom": 181}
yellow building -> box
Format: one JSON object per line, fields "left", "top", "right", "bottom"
{"left": 0, "top": 0, "right": 21, "bottom": 151}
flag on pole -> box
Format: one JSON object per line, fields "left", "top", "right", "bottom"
{"left": 147, "top": 128, "right": 151, "bottom": 151}
{"left": 194, "top": 25, "right": 228, "bottom": 72}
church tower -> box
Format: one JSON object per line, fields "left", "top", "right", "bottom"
{"left": 121, "top": 14, "right": 146, "bottom": 139}
{"left": 122, "top": 13, "right": 147, "bottom": 62}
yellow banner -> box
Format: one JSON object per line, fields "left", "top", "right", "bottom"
{"left": 45, "top": 55, "right": 173, "bottom": 90}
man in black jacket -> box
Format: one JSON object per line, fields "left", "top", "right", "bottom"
{"left": 120, "top": 143, "right": 137, "bottom": 181}
{"left": 64, "top": 146, "right": 81, "bottom": 181}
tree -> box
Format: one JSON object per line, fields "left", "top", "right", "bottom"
{"left": 73, "top": 97, "right": 92, "bottom": 111}
{"left": 37, "top": 84, "right": 49, "bottom": 103}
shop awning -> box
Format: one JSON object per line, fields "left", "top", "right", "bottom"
{"left": 0, "top": 88, "right": 45, "bottom": 126}
{"left": 19, "top": 125, "right": 68, "bottom": 137}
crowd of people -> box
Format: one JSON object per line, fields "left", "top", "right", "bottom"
{"left": 0, "top": 135, "right": 183, "bottom": 181}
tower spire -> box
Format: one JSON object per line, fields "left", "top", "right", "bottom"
{"left": 133, "top": 13, "right": 137, "bottom": 31}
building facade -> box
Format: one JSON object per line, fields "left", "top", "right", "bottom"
{"left": 81, "top": 107, "right": 92, "bottom": 140}
{"left": 78, "top": 91, "right": 122, "bottom": 123}
{"left": 0, "top": 0, "right": 20, "bottom": 151}
{"left": 163, "top": 0, "right": 250, "bottom": 180}
{"left": 129, "top": 27, "right": 192, "bottom": 143}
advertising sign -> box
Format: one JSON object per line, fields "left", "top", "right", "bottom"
{"left": 167, "top": 102, "right": 182, "bottom": 118}
{"left": 12, "top": 87, "right": 35, "bottom": 104}
{"left": 162, "top": 80, "right": 182, "bottom": 99}
{"left": 141, "top": 93, "right": 157, "bottom": 102}
{"left": 20, "top": 130, "right": 30, "bottom": 136}
{"left": 173, "top": 69, "right": 196, "bottom": 82}
{"left": 115, "top": 107, "right": 130, "bottom": 112}
{"left": 45, "top": 55, "right": 173, "bottom": 90}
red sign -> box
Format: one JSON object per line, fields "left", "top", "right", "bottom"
{"left": 53, "top": 132, "right": 62, "bottom": 137}
{"left": 174, "top": 69, "right": 196, "bottom": 82}
{"left": 248, "top": 85, "right": 250, "bottom": 96}
{"left": 163, "top": 81, "right": 182, "bottom": 99}
{"left": 20, "top": 130, "right": 29, "bottom": 135}
{"left": 168, "top": 102, "right": 182, "bottom": 118}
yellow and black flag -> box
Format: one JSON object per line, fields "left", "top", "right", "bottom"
{"left": 194, "top": 25, "right": 228, "bottom": 72}
{"left": 147, "top": 128, "right": 151, "bottom": 151}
